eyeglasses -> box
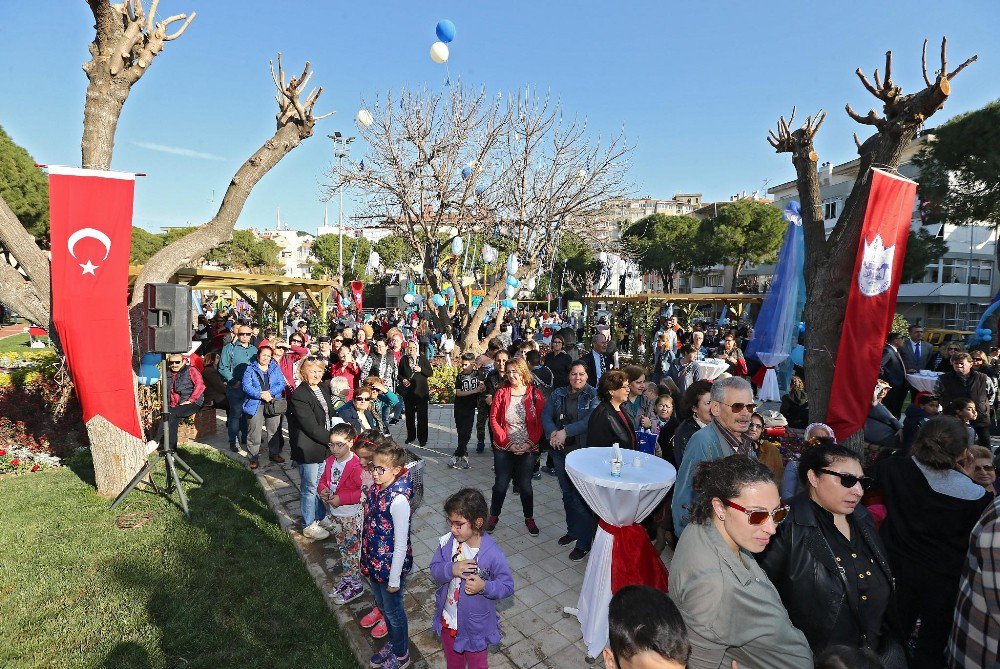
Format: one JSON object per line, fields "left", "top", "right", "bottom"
{"left": 368, "top": 464, "right": 388, "bottom": 476}
{"left": 329, "top": 440, "right": 352, "bottom": 449}
{"left": 355, "top": 397, "right": 372, "bottom": 403}
{"left": 817, "top": 468, "right": 874, "bottom": 490}
{"left": 723, "top": 499, "right": 789, "bottom": 525}
{"left": 974, "top": 464, "right": 995, "bottom": 473}
{"left": 238, "top": 332, "right": 252, "bottom": 336}
{"left": 722, "top": 401, "right": 757, "bottom": 414}
{"left": 972, "top": 358, "right": 986, "bottom": 363}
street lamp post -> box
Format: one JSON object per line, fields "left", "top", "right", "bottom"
{"left": 328, "top": 132, "right": 355, "bottom": 284}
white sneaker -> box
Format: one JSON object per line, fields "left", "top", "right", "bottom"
{"left": 448, "top": 456, "right": 460, "bottom": 469}
{"left": 460, "top": 457, "right": 470, "bottom": 470}
{"left": 319, "top": 516, "right": 336, "bottom": 531}
{"left": 303, "top": 521, "right": 330, "bottom": 540}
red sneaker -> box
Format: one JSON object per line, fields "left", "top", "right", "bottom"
{"left": 370, "top": 619, "right": 388, "bottom": 639}
{"left": 360, "top": 606, "right": 382, "bottom": 629}
{"left": 525, "top": 517, "right": 540, "bottom": 537}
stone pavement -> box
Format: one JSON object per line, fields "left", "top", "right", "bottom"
{"left": 196, "top": 404, "right": 673, "bottom": 668}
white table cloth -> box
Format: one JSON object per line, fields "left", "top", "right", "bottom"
{"left": 906, "top": 370, "right": 942, "bottom": 393}
{"left": 755, "top": 352, "right": 789, "bottom": 402}
{"left": 694, "top": 359, "right": 731, "bottom": 381}
{"left": 565, "top": 447, "right": 676, "bottom": 658}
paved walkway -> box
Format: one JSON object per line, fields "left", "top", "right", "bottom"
{"left": 197, "top": 404, "right": 673, "bottom": 668}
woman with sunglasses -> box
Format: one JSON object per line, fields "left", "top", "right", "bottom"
{"left": 336, "top": 387, "right": 379, "bottom": 434}
{"left": 757, "top": 443, "right": 903, "bottom": 664}
{"left": 669, "top": 455, "right": 813, "bottom": 668}
{"left": 874, "top": 416, "right": 992, "bottom": 668}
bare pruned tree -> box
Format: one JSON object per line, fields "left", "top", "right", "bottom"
{"left": 332, "top": 88, "right": 630, "bottom": 351}
{"left": 768, "top": 37, "right": 977, "bottom": 445}
{"left": 329, "top": 86, "right": 510, "bottom": 333}
{"left": 0, "top": 1, "right": 330, "bottom": 496}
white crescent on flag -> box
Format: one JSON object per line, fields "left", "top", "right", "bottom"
{"left": 67, "top": 227, "right": 112, "bottom": 261}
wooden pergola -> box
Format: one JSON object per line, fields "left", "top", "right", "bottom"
{"left": 128, "top": 266, "right": 342, "bottom": 324}
{"left": 582, "top": 292, "right": 765, "bottom": 306}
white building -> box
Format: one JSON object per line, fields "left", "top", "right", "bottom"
{"left": 257, "top": 226, "right": 315, "bottom": 278}
{"left": 768, "top": 134, "right": 998, "bottom": 329}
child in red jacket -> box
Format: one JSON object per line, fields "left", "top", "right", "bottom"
{"left": 318, "top": 421, "right": 364, "bottom": 604}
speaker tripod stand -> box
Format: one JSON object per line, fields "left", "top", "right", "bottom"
{"left": 110, "top": 358, "right": 203, "bottom": 518}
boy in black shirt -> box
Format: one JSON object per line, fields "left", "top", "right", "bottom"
{"left": 450, "top": 352, "right": 484, "bottom": 469}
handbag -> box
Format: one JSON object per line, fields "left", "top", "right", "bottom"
{"left": 836, "top": 563, "right": 908, "bottom": 669}
{"left": 254, "top": 368, "right": 287, "bottom": 417}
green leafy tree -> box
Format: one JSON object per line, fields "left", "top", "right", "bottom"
{"left": 900, "top": 228, "right": 948, "bottom": 283}
{"left": 129, "top": 227, "right": 164, "bottom": 264}
{"left": 914, "top": 98, "right": 1000, "bottom": 228}
{"left": 622, "top": 214, "right": 706, "bottom": 292}
{"left": 373, "top": 234, "right": 417, "bottom": 274}
{"left": 706, "top": 201, "right": 786, "bottom": 292}
{"left": 553, "top": 233, "right": 602, "bottom": 298}
{"left": 0, "top": 126, "right": 49, "bottom": 247}
{"left": 310, "top": 233, "right": 371, "bottom": 280}
{"left": 205, "top": 229, "right": 282, "bottom": 274}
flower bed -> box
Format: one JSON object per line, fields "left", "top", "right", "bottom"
{"left": 0, "top": 350, "right": 86, "bottom": 464}
{"left": 428, "top": 364, "right": 458, "bottom": 404}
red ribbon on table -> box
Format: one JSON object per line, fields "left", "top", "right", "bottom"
{"left": 598, "top": 519, "right": 669, "bottom": 594}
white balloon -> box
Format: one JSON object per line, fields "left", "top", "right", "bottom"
{"left": 506, "top": 254, "right": 519, "bottom": 275}
{"left": 451, "top": 237, "right": 464, "bottom": 255}
{"left": 430, "top": 41, "right": 450, "bottom": 64}
{"left": 403, "top": 293, "right": 415, "bottom": 304}
{"left": 460, "top": 275, "right": 474, "bottom": 287}
{"left": 525, "top": 277, "right": 537, "bottom": 291}
{"left": 505, "top": 285, "right": 518, "bottom": 299}
{"left": 357, "top": 109, "right": 374, "bottom": 127}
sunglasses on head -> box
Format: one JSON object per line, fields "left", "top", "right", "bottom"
{"left": 723, "top": 499, "right": 789, "bottom": 525}
{"left": 818, "top": 468, "right": 874, "bottom": 490}
{"left": 722, "top": 401, "right": 757, "bottom": 414}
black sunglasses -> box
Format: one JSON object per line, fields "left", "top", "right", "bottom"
{"left": 818, "top": 468, "right": 874, "bottom": 490}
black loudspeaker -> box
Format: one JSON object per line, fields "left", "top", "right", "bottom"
{"left": 144, "top": 283, "right": 192, "bottom": 353}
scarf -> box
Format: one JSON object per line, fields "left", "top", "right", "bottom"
{"left": 712, "top": 418, "right": 753, "bottom": 457}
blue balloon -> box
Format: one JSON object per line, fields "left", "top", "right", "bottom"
{"left": 505, "top": 276, "right": 521, "bottom": 288}
{"left": 436, "top": 20, "right": 456, "bottom": 43}
{"left": 500, "top": 299, "right": 514, "bottom": 309}
{"left": 984, "top": 334, "right": 993, "bottom": 342}
{"left": 790, "top": 345, "right": 805, "bottom": 367}
{"left": 798, "top": 321, "right": 806, "bottom": 333}
{"left": 475, "top": 184, "right": 486, "bottom": 195}
{"left": 432, "top": 294, "right": 446, "bottom": 307}
{"left": 461, "top": 166, "right": 473, "bottom": 180}
{"left": 985, "top": 329, "right": 993, "bottom": 336}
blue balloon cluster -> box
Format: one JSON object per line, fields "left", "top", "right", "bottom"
{"left": 436, "top": 20, "right": 456, "bottom": 43}
{"left": 977, "top": 327, "right": 993, "bottom": 342}
{"left": 505, "top": 276, "right": 521, "bottom": 288}
{"left": 139, "top": 352, "right": 163, "bottom": 386}
{"left": 500, "top": 299, "right": 516, "bottom": 309}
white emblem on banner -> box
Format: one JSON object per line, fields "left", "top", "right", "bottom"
{"left": 67, "top": 227, "right": 112, "bottom": 275}
{"left": 858, "top": 234, "right": 894, "bottom": 297}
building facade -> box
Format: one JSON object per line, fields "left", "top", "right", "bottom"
{"left": 767, "top": 135, "right": 998, "bottom": 329}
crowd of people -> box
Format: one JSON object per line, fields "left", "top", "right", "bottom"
{"left": 165, "top": 300, "right": 998, "bottom": 669}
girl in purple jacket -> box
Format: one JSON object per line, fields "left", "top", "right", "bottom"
{"left": 430, "top": 488, "right": 515, "bottom": 668}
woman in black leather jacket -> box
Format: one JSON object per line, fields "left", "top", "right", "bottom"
{"left": 757, "top": 443, "right": 903, "bottom": 665}
{"left": 586, "top": 370, "right": 637, "bottom": 449}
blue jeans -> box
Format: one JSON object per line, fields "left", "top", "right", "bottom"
{"left": 298, "top": 461, "right": 327, "bottom": 527}
{"left": 370, "top": 578, "right": 409, "bottom": 658}
{"left": 225, "top": 385, "right": 248, "bottom": 446}
{"left": 379, "top": 393, "right": 403, "bottom": 426}
{"left": 551, "top": 449, "right": 596, "bottom": 551}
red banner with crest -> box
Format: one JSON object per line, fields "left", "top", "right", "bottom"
{"left": 826, "top": 168, "right": 917, "bottom": 441}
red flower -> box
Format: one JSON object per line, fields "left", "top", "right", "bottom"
{"left": 31, "top": 464, "right": 40, "bottom": 472}
{"left": 10, "top": 458, "right": 20, "bottom": 467}
{"left": 0, "top": 448, "right": 6, "bottom": 457}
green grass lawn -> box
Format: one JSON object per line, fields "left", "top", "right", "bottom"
{"left": 0, "top": 446, "right": 359, "bottom": 669}
{"left": 0, "top": 332, "right": 32, "bottom": 353}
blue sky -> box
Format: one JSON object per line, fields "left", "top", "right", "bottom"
{"left": 1, "top": 1, "right": 998, "bottom": 235}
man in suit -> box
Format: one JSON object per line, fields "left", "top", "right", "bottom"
{"left": 880, "top": 332, "right": 908, "bottom": 417}
{"left": 582, "top": 333, "right": 613, "bottom": 386}
{"left": 900, "top": 324, "right": 932, "bottom": 373}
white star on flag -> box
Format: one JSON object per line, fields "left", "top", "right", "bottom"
{"left": 80, "top": 259, "right": 98, "bottom": 275}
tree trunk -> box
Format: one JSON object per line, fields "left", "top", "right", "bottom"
{"left": 81, "top": 77, "right": 129, "bottom": 170}
{"left": 729, "top": 260, "right": 745, "bottom": 293}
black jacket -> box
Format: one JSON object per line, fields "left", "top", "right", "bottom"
{"left": 398, "top": 355, "right": 433, "bottom": 399}
{"left": 543, "top": 350, "right": 573, "bottom": 388}
{"left": 288, "top": 382, "right": 333, "bottom": 464}
{"left": 581, "top": 349, "right": 611, "bottom": 386}
{"left": 757, "top": 494, "right": 900, "bottom": 653}
{"left": 936, "top": 369, "right": 991, "bottom": 426}
{"left": 586, "top": 401, "right": 636, "bottom": 449}
{"left": 336, "top": 402, "right": 378, "bottom": 434}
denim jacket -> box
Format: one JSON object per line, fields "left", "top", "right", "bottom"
{"left": 541, "top": 384, "right": 600, "bottom": 452}
{"left": 429, "top": 532, "right": 515, "bottom": 653}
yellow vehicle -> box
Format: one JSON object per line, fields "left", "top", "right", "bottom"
{"left": 922, "top": 328, "right": 973, "bottom": 346}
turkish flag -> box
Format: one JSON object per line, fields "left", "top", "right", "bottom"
{"left": 49, "top": 166, "right": 142, "bottom": 439}
{"left": 826, "top": 169, "right": 917, "bottom": 440}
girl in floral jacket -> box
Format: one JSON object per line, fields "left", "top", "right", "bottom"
{"left": 360, "top": 440, "right": 414, "bottom": 669}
